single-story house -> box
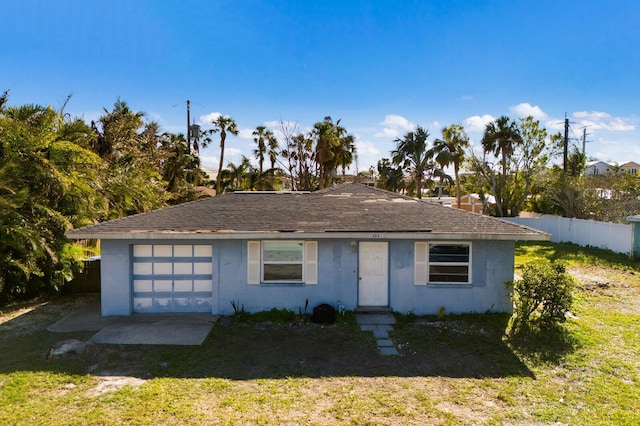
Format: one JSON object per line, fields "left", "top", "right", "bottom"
{"left": 66, "top": 183, "right": 549, "bottom": 316}
{"left": 585, "top": 160, "right": 612, "bottom": 176}
{"left": 620, "top": 161, "right": 640, "bottom": 176}
{"left": 451, "top": 193, "right": 493, "bottom": 215}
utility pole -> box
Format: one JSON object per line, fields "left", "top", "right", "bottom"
{"left": 186, "top": 100, "right": 191, "bottom": 155}
{"left": 563, "top": 114, "right": 569, "bottom": 174}
{"left": 582, "top": 127, "right": 590, "bottom": 157}
{"left": 186, "top": 100, "right": 192, "bottom": 183}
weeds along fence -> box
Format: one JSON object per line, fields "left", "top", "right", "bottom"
{"left": 504, "top": 215, "right": 633, "bottom": 255}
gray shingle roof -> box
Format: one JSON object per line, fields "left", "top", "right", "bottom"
{"left": 66, "top": 183, "right": 549, "bottom": 240}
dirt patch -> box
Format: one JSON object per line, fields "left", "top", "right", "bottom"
{"left": 569, "top": 266, "right": 640, "bottom": 315}
{"left": 86, "top": 376, "right": 147, "bottom": 397}
{"left": 0, "top": 294, "right": 99, "bottom": 339}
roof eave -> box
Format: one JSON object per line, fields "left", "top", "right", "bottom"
{"left": 66, "top": 230, "right": 550, "bottom": 241}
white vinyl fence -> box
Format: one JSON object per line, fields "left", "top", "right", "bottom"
{"left": 504, "top": 215, "right": 632, "bottom": 255}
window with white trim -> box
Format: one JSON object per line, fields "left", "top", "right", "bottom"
{"left": 414, "top": 242, "right": 471, "bottom": 285}
{"left": 247, "top": 241, "right": 318, "bottom": 285}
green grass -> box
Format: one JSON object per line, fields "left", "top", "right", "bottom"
{"left": 515, "top": 240, "right": 640, "bottom": 270}
{"left": 0, "top": 242, "right": 638, "bottom": 424}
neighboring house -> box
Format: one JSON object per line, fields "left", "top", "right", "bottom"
{"left": 620, "top": 161, "right": 640, "bottom": 176}
{"left": 585, "top": 160, "right": 612, "bottom": 176}
{"left": 66, "top": 183, "right": 548, "bottom": 317}
{"left": 423, "top": 196, "right": 456, "bottom": 207}
{"left": 452, "top": 193, "right": 490, "bottom": 215}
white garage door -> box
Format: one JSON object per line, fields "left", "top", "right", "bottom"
{"left": 132, "top": 244, "right": 213, "bottom": 313}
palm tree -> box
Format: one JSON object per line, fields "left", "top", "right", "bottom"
{"left": 311, "top": 117, "right": 340, "bottom": 189}
{"left": 227, "top": 156, "right": 253, "bottom": 191}
{"left": 481, "top": 116, "right": 522, "bottom": 177}
{"left": 434, "top": 124, "right": 470, "bottom": 207}
{"left": 210, "top": 115, "right": 238, "bottom": 195}
{"left": 267, "top": 130, "right": 279, "bottom": 170}
{"left": 252, "top": 125, "right": 267, "bottom": 175}
{"left": 93, "top": 98, "right": 145, "bottom": 159}
{"left": 336, "top": 131, "right": 356, "bottom": 177}
{"left": 391, "top": 126, "right": 434, "bottom": 199}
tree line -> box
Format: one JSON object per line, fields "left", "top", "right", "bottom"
{"left": 376, "top": 114, "right": 640, "bottom": 222}
{"left": 0, "top": 94, "right": 358, "bottom": 302}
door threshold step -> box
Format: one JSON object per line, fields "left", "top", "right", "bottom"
{"left": 355, "top": 307, "right": 393, "bottom": 314}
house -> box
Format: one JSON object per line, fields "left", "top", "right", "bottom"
{"left": 620, "top": 161, "right": 640, "bottom": 176}
{"left": 585, "top": 160, "right": 612, "bottom": 176}
{"left": 451, "top": 193, "right": 491, "bottom": 215}
{"left": 66, "top": 183, "right": 549, "bottom": 317}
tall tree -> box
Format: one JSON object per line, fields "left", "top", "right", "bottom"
{"left": 267, "top": 130, "right": 279, "bottom": 170}
{"left": 252, "top": 125, "right": 268, "bottom": 175}
{"left": 311, "top": 117, "right": 340, "bottom": 189}
{"left": 376, "top": 158, "right": 405, "bottom": 193}
{"left": 434, "top": 124, "right": 470, "bottom": 207}
{"left": 391, "top": 126, "right": 433, "bottom": 199}
{"left": 227, "top": 156, "right": 253, "bottom": 191}
{"left": 210, "top": 115, "right": 238, "bottom": 195}
{"left": 481, "top": 116, "right": 523, "bottom": 178}
{"left": 472, "top": 116, "right": 549, "bottom": 217}
{"left": 310, "top": 117, "right": 356, "bottom": 189}
{"left": 92, "top": 98, "right": 145, "bottom": 159}
{"left": 0, "top": 102, "right": 103, "bottom": 301}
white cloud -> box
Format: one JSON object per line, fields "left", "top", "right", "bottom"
{"left": 461, "top": 95, "right": 473, "bottom": 101}
{"left": 199, "top": 154, "right": 218, "bottom": 168}
{"left": 374, "top": 114, "right": 415, "bottom": 138}
{"left": 509, "top": 103, "right": 548, "bottom": 120}
{"left": 463, "top": 114, "right": 495, "bottom": 133}
{"left": 573, "top": 111, "right": 611, "bottom": 120}
{"left": 355, "top": 140, "right": 381, "bottom": 156}
{"left": 237, "top": 128, "right": 254, "bottom": 139}
{"left": 374, "top": 127, "right": 402, "bottom": 138}
{"left": 199, "top": 112, "right": 221, "bottom": 125}
{"left": 571, "top": 111, "right": 635, "bottom": 131}
{"left": 226, "top": 147, "right": 244, "bottom": 157}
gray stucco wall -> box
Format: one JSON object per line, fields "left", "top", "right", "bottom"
{"left": 388, "top": 240, "right": 514, "bottom": 315}
{"left": 98, "top": 238, "right": 514, "bottom": 316}
{"left": 100, "top": 240, "right": 132, "bottom": 316}
{"left": 216, "top": 239, "right": 358, "bottom": 315}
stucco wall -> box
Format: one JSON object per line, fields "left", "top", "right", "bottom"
{"left": 100, "top": 240, "right": 132, "bottom": 316}
{"left": 388, "top": 240, "right": 514, "bottom": 315}
{"left": 98, "top": 238, "right": 515, "bottom": 316}
{"left": 216, "top": 239, "right": 358, "bottom": 315}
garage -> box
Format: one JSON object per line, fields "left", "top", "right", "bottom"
{"left": 131, "top": 244, "right": 213, "bottom": 313}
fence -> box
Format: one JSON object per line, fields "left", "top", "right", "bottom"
{"left": 504, "top": 215, "right": 633, "bottom": 255}
{"left": 63, "top": 258, "right": 101, "bottom": 294}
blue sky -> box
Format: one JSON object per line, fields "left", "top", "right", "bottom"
{"left": 2, "top": 0, "right": 639, "bottom": 172}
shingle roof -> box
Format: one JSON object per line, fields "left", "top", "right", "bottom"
{"left": 66, "top": 183, "right": 549, "bottom": 240}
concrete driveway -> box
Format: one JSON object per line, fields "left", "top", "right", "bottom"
{"left": 48, "top": 302, "right": 219, "bottom": 345}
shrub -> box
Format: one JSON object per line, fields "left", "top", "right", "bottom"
{"left": 508, "top": 260, "right": 575, "bottom": 333}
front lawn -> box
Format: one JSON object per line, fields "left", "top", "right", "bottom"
{"left": 0, "top": 241, "right": 638, "bottom": 425}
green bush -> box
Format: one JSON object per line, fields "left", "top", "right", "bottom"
{"left": 508, "top": 260, "right": 575, "bottom": 333}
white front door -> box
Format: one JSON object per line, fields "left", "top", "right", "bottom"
{"left": 358, "top": 242, "right": 389, "bottom": 307}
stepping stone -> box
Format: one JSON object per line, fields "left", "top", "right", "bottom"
{"left": 355, "top": 314, "right": 396, "bottom": 325}
{"left": 372, "top": 328, "right": 390, "bottom": 338}
{"left": 379, "top": 346, "right": 399, "bottom": 356}
{"left": 376, "top": 339, "right": 394, "bottom": 347}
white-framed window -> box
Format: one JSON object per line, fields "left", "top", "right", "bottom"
{"left": 247, "top": 241, "right": 318, "bottom": 285}
{"left": 414, "top": 242, "right": 471, "bottom": 285}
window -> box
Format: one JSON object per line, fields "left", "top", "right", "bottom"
{"left": 247, "top": 241, "right": 318, "bottom": 285}
{"left": 414, "top": 242, "right": 471, "bottom": 285}
{"left": 263, "top": 241, "right": 304, "bottom": 282}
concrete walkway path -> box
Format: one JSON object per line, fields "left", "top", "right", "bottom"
{"left": 356, "top": 313, "right": 399, "bottom": 356}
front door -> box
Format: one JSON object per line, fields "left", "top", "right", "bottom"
{"left": 358, "top": 242, "right": 389, "bottom": 306}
